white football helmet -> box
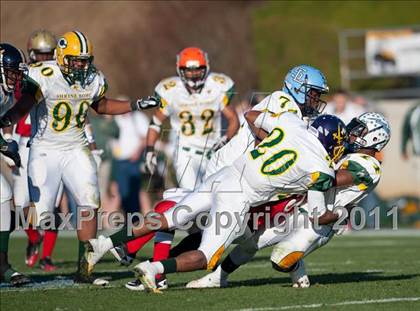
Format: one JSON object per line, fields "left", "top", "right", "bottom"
{"left": 347, "top": 112, "right": 391, "bottom": 152}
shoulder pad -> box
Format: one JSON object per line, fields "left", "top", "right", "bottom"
{"left": 155, "top": 76, "right": 180, "bottom": 96}
{"left": 263, "top": 91, "right": 302, "bottom": 119}
{"left": 208, "top": 72, "right": 234, "bottom": 92}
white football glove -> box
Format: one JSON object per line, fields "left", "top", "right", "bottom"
{"left": 132, "top": 96, "right": 160, "bottom": 111}
{"left": 145, "top": 149, "right": 157, "bottom": 175}
{"left": 92, "top": 149, "right": 104, "bottom": 169}
{"left": 211, "top": 135, "right": 228, "bottom": 153}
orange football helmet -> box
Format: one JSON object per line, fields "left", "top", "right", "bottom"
{"left": 176, "top": 47, "right": 209, "bottom": 91}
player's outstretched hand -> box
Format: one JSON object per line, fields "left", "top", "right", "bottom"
{"left": 0, "top": 139, "right": 21, "bottom": 167}
{"left": 132, "top": 96, "right": 161, "bottom": 110}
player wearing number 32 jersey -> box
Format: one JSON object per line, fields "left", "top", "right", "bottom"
{"left": 145, "top": 47, "right": 239, "bottom": 190}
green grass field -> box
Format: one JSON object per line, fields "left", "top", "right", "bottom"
{"left": 1, "top": 233, "right": 420, "bottom": 311}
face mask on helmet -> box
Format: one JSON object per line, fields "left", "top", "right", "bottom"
{"left": 179, "top": 66, "right": 207, "bottom": 90}
{"left": 0, "top": 44, "right": 27, "bottom": 93}
{"left": 346, "top": 117, "right": 369, "bottom": 152}
{"left": 62, "top": 55, "right": 95, "bottom": 87}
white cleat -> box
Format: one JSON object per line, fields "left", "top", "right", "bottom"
{"left": 290, "top": 259, "right": 310, "bottom": 288}
{"left": 186, "top": 270, "right": 228, "bottom": 289}
{"left": 133, "top": 261, "right": 161, "bottom": 294}
{"left": 125, "top": 278, "right": 168, "bottom": 291}
{"left": 87, "top": 235, "right": 113, "bottom": 267}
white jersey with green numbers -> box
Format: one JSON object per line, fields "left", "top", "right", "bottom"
{"left": 155, "top": 72, "right": 234, "bottom": 151}
{"left": 206, "top": 91, "right": 302, "bottom": 177}
{"left": 233, "top": 112, "right": 334, "bottom": 204}
{"left": 333, "top": 153, "right": 382, "bottom": 207}
{"left": 28, "top": 60, "right": 107, "bottom": 150}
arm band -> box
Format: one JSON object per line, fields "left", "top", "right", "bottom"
{"left": 149, "top": 115, "right": 162, "bottom": 133}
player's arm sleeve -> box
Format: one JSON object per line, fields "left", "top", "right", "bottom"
{"left": 339, "top": 159, "right": 374, "bottom": 190}
{"left": 92, "top": 74, "right": 108, "bottom": 103}
{"left": 155, "top": 89, "right": 171, "bottom": 116}
{"left": 306, "top": 190, "right": 327, "bottom": 217}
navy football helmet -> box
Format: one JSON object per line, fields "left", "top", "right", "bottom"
{"left": 311, "top": 114, "right": 347, "bottom": 162}
{"left": 0, "top": 43, "right": 27, "bottom": 93}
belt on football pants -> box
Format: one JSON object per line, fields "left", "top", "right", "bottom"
{"left": 181, "top": 146, "right": 212, "bottom": 160}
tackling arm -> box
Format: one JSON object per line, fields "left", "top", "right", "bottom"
{"left": 91, "top": 96, "right": 160, "bottom": 115}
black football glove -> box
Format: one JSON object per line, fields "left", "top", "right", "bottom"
{"left": 131, "top": 96, "right": 160, "bottom": 111}
{"left": 0, "top": 137, "right": 21, "bottom": 167}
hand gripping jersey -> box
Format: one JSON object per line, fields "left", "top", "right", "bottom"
{"left": 332, "top": 152, "right": 382, "bottom": 207}
{"left": 155, "top": 72, "right": 234, "bottom": 151}
{"left": 27, "top": 60, "right": 107, "bottom": 149}
{"left": 206, "top": 91, "right": 302, "bottom": 177}
{"left": 233, "top": 112, "right": 334, "bottom": 204}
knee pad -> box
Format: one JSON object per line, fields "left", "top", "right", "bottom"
{"left": 271, "top": 251, "right": 304, "bottom": 272}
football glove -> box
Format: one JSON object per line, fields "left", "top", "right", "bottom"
{"left": 0, "top": 137, "right": 21, "bottom": 167}
{"left": 145, "top": 147, "right": 157, "bottom": 175}
{"left": 211, "top": 135, "right": 228, "bottom": 153}
{"left": 131, "top": 96, "right": 160, "bottom": 111}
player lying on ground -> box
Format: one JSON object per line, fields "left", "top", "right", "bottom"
{"left": 0, "top": 31, "right": 159, "bottom": 283}
{"left": 0, "top": 43, "right": 32, "bottom": 286}
{"left": 87, "top": 109, "right": 347, "bottom": 292}
{"left": 112, "top": 64, "right": 331, "bottom": 289}
{"left": 186, "top": 112, "right": 391, "bottom": 289}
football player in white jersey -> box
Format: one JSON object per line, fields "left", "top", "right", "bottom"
{"left": 145, "top": 46, "right": 239, "bottom": 190}
{"left": 186, "top": 112, "right": 391, "bottom": 289}
{"left": 86, "top": 110, "right": 346, "bottom": 292}
{"left": 0, "top": 31, "right": 159, "bottom": 282}
{"left": 0, "top": 43, "right": 32, "bottom": 286}
{"left": 91, "top": 64, "right": 331, "bottom": 290}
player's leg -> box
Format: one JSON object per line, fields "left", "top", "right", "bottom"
{"left": 12, "top": 141, "right": 42, "bottom": 268}
{"left": 0, "top": 174, "right": 31, "bottom": 286}
{"left": 61, "top": 147, "right": 99, "bottom": 281}
{"left": 133, "top": 167, "right": 250, "bottom": 292}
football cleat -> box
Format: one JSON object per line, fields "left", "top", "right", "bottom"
{"left": 25, "top": 239, "right": 42, "bottom": 268}
{"left": 110, "top": 244, "right": 134, "bottom": 266}
{"left": 186, "top": 267, "right": 228, "bottom": 289}
{"left": 39, "top": 257, "right": 57, "bottom": 272}
{"left": 133, "top": 261, "right": 161, "bottom": 294}
{"left": 86, "top": 235, "right": 113, "bottom": 267}
{"left": 1, "top": 268, "right": 32, "bottom": 287}
{"left": 290, "top": 260, "right": 310, "bottom": 288}
{"left": 125, "top": 277, "right": 168, "bottom": 291}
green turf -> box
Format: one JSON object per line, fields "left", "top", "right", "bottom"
{"left": 1, "top": 234, "right": 420, "bottom": 311}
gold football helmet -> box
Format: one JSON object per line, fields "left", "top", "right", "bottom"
{"left": 55, "top": 31, "right": 95, "bottom": 87}
{"left": 27, "top": 30, "right": 56, "bottom": 63}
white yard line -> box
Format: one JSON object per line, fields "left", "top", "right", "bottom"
{"left": 236, "top": 297, "right": 420, "bottom": 311}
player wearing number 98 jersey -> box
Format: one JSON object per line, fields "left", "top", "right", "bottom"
{"left": 0, "top": 31, "right": 160, "bottom": 283}
{"left": 145, "top": 47, "right": 239, "bottom": 190}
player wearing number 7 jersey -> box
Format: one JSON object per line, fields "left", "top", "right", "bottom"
{"left": 0, "top": 31, "right": 160, "bottom": 283}
{"left": 145, "top": 47, "right": 239, "bottom": 190}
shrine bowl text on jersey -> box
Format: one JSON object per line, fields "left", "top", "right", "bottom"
{"left": 27, "top": 60, "right": 107, "bottom": 149}
{"left": 156, "top": 72, "right": 234, "bottom": 151}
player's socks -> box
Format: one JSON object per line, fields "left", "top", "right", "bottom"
{"left": 25, "top": 227, "right": 40, "bottom": 244}
{"left": 153, "top": 258, "right": 177, "bottom": 274}
{"left": 42, "top": 230, "right": 58, "bottom": 259}
{"left": 169, "top": 231, "right": 201, "bottom": 257}
{"left": 109, "top": 226, "right": 136, "bottom": 246}
{"left": 0, "top": 231, "right": 10, "bottom": 274}
{"left": 126, "top": 232, "right": 155, "bottom": 254}
{"left": 221, "top": 254, "right": 240, "bottom": 274}
{"left": 152, "top": 231, "right": 174, "bottom": 279}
